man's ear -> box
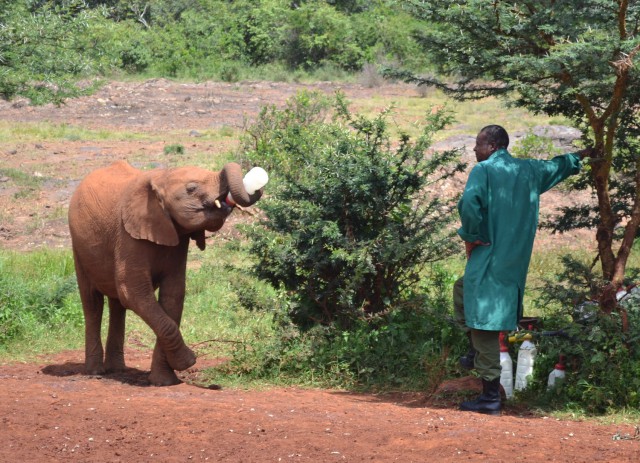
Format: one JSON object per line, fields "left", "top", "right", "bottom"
{"left": 122, "top": 175, "right": 179, "bottom": 246}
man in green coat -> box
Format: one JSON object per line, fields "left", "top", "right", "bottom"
{"left": 457, "top": 125, "right": 593, "bottom": 415}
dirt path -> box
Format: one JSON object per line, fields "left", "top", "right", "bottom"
{"left": 2, "top": 349, "right": 639, "bottom": 462}
{"left": 0, "top": 80, "right": 629, "bottom": 462}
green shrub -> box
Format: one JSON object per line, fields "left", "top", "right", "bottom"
{"left": 522, "top": 255, "right": 640, "bottom": 413}
{"left": 163, "top": 143, "right": 185, "bottom": 155}
{"left": 284, "top": 3, "right": 366, "bottom": 70}
{"left": 242, "top": 91, "right": 465, "bottom": 330}
{"left": 1, "top": 1, "right": 436, "bottom": 101}
{"left": 216, "top": 263, "right": 466, "bottom": 390}
{"left": 512, "top": 129, "right": 562, "bottom": 159}
{"left": 119, "top": 38, "right": 153, "bottom": 73}
{"left": 0, "top": 1, "right": 110, "bottom": 104}
{"left": 230, "top": 0, "right": 290, "bottom": 65}
{"left": 240, "top": 89, "right": 333, "bottom": 175}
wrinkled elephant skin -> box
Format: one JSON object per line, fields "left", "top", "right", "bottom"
{"left": 68, "top": 160, "right": 263, "bottom": 386}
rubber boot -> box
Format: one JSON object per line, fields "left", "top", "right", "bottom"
{"left": 459, "top": 377, "right": 502, "bottom": 416}
{"left": 459, "top": 332, "right": 476, "bottom": 370}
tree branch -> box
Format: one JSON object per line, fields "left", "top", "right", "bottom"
{"left": 619, "top": 0, "right": 629, "bottom": 39}
{"left": 136, "top": 3, "right": 150, "bottom": 29}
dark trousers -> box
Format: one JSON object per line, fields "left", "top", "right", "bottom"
{"left": 453, "top": 277, "right": 501, "bottom": 381}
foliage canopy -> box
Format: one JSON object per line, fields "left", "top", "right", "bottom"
{"left": 0, "top": 0, "right": 429, "bottom": 103}
{"left": 396, "top": 0, "right": 640, "bottom": 312}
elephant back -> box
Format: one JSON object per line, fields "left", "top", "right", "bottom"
{"left": 69, "top": 161, "right": 140, "bottom": 243}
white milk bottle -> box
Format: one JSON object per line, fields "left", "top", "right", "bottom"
{"left": 547, "top": 354, "right": 566, "bottom": 390}
{"left": 514, "top": 328, "right": 537, "bottom": 391}
{"left": 227, "top": 167, "right": 269, "bottom": 205}
{"left": 499, "top": 332, "right": 513, "bottom": 399}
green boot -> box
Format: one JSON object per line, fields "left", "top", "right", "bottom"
{"left": 459, "top": 377, "right": 501, "bottom": 416}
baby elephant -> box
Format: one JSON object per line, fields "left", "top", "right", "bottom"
{"left": 68, "top": 161, "right": 263, "bottom": 385}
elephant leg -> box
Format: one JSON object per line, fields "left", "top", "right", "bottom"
{"left": 115, "top": 247, "right": 195, "bottom": 375}
{"left": 78, "top": 283, "right": 105, "bottom": 375}
{"left": 135, "top": 303, "right": 196, "bottom": 373}
{"left": 104, "top": 297, "right": 127, "bottom": 373}
{"left": 149, "top": 276, "right": 190, "bottom": 386}
{"left": 149, "top": 342, "right": 181, "bottom": 386}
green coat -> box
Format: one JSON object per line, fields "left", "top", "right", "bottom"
{"left": 458, "top": 149, "right": 581, "bottom": 331}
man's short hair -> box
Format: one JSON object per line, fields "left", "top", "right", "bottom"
{"left": 481, "top": 125, "right": 509, "bottom": 149}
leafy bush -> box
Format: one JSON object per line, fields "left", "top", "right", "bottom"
{"left": 229, "top": 0, "right": 290, "bottom": 66}
{"left": 240, "top": 89, "right": 333, "bottom": 174}
{"left": 512, "top": 130, "right": 562, "bottom": 160}
{"left": 284, "top": 3, "right": 366, "bottom": 70}
{"left": 119, "top": 38, "right": 153, "bottom": 73}
{"left": 241, "top": 91, "right": 465, "bottom": 330}
{"left": 217, "top": 264, "right": 464, "bottom": 390}
{"left": 522, "top": 255, "right": 640, "bottom": 413}
{"left": 1, "top": 1, "right": 435, "bottom": 103}
{"left": 0, "top": 1, "right": 112, "bottom": 104}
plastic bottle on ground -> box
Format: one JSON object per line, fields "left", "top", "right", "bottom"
{"left": 514, "top": 326, "right": 537, "bottom": 391}
{"left": 547, "top": 354, "right": 566, "bottom": 390}
{"left": 499, "top": 331, "right": 513, "bottom": 399}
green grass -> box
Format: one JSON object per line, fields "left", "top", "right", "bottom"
{"left": 0, "top": 249, "right": 82, "bottom": 359}
{"left": 0, "top": 167, "right": 47, "bottom": 189}
{"left": 0, "top": 166, "right": 73, "bottom": 203}
{"left": 0, "top": 121, "right": 145, "bottom": 143}
{"left": 1, "top": 205, "right": 639, "bottom": 421}
{"left": 0, "top": 243, "right": 275, "bottom": 366}
{"left": 0, "top": 120, "right": 243, "bottom": 144}
{"left": 350, "top": 91, "right": 571, "bottom": 141}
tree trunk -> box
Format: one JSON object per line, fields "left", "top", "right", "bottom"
{"left": 610, "top": 158, "right": 640, "bottom": 289}
{"left": 590, "top": 155, "right": 619, "bottom": 314}
{"left": 589, "top": 132, "right": 640, "bottom": 315}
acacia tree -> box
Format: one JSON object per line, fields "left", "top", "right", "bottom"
{"left": 0, "top": 0, "right": 107, "bottom": 104}
{"left": 395, "top": 0, "right": 640, "bottom": 312}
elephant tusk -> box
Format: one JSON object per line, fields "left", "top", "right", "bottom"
{"left": 214, "top": 199, "right": 221, "bottom": 208}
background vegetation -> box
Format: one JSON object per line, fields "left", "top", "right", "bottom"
{"left": 1, "top": 0, "right": 429, "bottom": 102}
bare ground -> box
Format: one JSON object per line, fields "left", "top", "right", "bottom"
{"left": 2, "top": 348, "right": 639, "bottom": 462}
{"left": 1, "top": 80, "right": 631, "bottom": 462}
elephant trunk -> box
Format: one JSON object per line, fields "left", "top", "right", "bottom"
{"left": 222, "top": 162, "right": 263, "bottom": 207}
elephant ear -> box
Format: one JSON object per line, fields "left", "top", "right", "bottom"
{"left": 122, "top": 174, "right": 179, "bottom": 246}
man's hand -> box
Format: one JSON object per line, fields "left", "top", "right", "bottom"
{"left": 465, "top": 240, "right": 490, "bottom": 259}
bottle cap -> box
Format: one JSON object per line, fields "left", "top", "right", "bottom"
{"left": 554, "top": 354, "right": 566, "bottom": 370}
{"left": 499, "top": 332, "right": 509, "bottom": 352}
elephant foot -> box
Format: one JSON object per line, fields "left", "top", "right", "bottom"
{"left": 104, "top": 348, "right": 126, "bottom": 373}
{"left": 85, "top": 356, "right": 105, "bottom": 376}
{"left": 165, "top": 345, "right": 196, "bottom": 372}
{"left": 85, "top": 363, "right": 106, "bottom": 376}
{"left": 104, "top": 358, "right": 126, "bottom": 373}
{"left": 149, "top": 368, "right": 182, "bottom": 387}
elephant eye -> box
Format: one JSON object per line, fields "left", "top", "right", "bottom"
{"left": 186, "top": 183, "right": 198, "bottom": 194}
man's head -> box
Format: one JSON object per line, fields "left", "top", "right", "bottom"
{"left": 473, "top": 125, "right": 509, "bottom": 162}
